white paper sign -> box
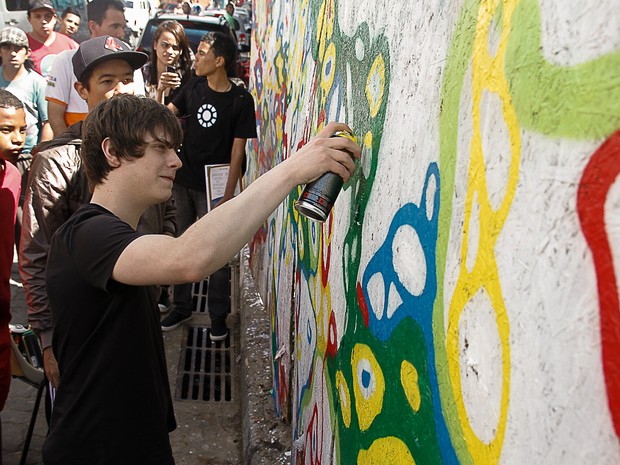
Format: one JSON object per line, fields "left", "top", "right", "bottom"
{"left": 204, "top": 164, "right": 242, "bottom": 212}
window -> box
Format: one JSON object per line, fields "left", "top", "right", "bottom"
{"left": 6, "top": 0, "right": 31, "bottom": 11}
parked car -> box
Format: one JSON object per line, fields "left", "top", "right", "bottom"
{"left": 136, "top": 13, "right": 234, "bottom": 55}
{"left": 201, "top": 8, "right": 251, "bottom": 52}
{"left": 124, "top": 0, "right": 152, "bottom": 36}
{"left": 136, "top": 13, "right": 249, "bottom": 86}
{"left": 0, "top": 0, "right": 31, "bottom": 33}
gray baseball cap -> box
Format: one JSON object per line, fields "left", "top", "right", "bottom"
{"left": 27, "top": 0, "right": 55, "bottom": 13}
{"left": 72, "top": 36, "right": 148, "bottom": 82}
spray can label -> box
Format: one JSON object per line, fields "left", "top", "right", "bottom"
{"left": 294, "top": 130, "right": 357, "bottom": 222}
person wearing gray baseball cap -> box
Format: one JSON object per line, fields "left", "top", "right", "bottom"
{"left": 72, "top": 35, "right": 147, "bottom": 85}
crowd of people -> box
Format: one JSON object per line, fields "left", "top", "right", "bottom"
{"left": 0, "top": 0, "right": 361, "bottom": 462}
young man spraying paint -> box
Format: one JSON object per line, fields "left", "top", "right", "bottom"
{"left": 43, "top": 93, "right": 359, "bottom": 463}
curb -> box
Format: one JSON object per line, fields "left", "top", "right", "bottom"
{"left": 238, "top": 248, "right": 292, "bottom": 465}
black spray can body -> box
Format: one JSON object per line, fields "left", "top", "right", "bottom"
{"left": 294, "top": 131, "right": 357, "bottom": 222}
{"left": 22, "top": 329, "right": 43, "bottom": 369}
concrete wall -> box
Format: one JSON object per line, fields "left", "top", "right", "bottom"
{"left": 245, "top": 0, "right": 620, "bottom": 463}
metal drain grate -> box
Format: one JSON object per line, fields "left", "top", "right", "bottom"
{"left": 191, "top": 261, "right": 238, "bottom": 315}
{"left": 191, "top": 279, "right": 209, "bottom": 314}
{"left": 177, "top": 326, "right": 235, "bottom": 403}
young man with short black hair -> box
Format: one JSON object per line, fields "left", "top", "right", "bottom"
{"left": 164, "top": 31, "right": 255, "bottom": 338}
{"left": 58, "top": 7, "right": 81, "bottom": 39}
{"left": 44, "top": 92, "right": 359, "bottom": 464}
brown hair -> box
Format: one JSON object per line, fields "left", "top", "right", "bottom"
{"left": 81, "top": 94, "right": 183, "bottom": 189}
{"left": 149, "top": 20, "right": 193, "bottom": 87}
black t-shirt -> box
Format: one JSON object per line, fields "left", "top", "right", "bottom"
{"left": 172, "top": 77, "right": 257, "bottom": 191}
{"left": 43, "top": 204, "right": 176, "bottom": 465}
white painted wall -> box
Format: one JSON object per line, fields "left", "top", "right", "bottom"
{"left": 246, "top": 0, "right": 620, "bottom": 463}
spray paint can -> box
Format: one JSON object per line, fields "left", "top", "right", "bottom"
{"left": 9, "top": 323, "right": 27, "bottom": 347}
{"left": 294, "top": 130, "right": 357, "bottom": 222}
{"left": 22, "top": 329, "right": 43, "bottom": 369}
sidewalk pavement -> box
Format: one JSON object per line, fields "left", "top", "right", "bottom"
{"left": 2, "top": 248, "right": 291, "bottom": 464}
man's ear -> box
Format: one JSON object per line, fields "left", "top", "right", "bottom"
{"left": 101, "top": 137, "right": 122, "bottom": 168}
{"left": 214, "top": 55, "right": 226, "bottom": 69}
{"left": 87, "top": 20, "right": 98, "bottom": 36}
{"left": 74, "top": 81, "right": 88, "bottom": 102}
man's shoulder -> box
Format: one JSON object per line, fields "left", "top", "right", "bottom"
{"left": 26, "top": 69, "right": 47, "bottom": 86}
{"left": 53, "top": 32, "right": 78, "bottom": 49}
{"left": 34, "top": 142, "right": 81, "bottom": 167}
{"left": 234, "top": 85, "right": 253, "bottom": 102}
{"left": 2, "top": 159, "right": 21, "bottom": 182}
{"left": 53, "top": 48, "right": 78, "bottom": 64}
{"left": 230, "top": 81, "right": 250, "bottom": 95}
{"left": 34, "top": 124, "right": 82, "bottom": 159}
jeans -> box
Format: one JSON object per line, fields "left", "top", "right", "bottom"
{"left": 171, "top": 184, "right": 230, "bottom": 321}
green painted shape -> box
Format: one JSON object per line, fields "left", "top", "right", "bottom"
{"left": 506, "top": 0, "right": 620, "bottom": 139}
{"left": 328, "top": 317, "right": 443, "bottom": 465}
{"left": 435, "top": 0, "right": 479, "bottom": 463}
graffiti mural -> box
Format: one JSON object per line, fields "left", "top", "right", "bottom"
{"left": 248, "top": 0, "right": 620, "bottom": 463}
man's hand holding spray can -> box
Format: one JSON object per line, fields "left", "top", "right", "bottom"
{"left": 295, "top": 130, "right": 358, "bottom": 222}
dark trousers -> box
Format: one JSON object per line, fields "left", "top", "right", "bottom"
{"left": 171, "top": 184, "right": 230, "bottom": 320}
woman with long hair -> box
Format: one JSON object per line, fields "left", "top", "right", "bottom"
{"left": 142, "top": 20, "right": 193, "bottom": 104}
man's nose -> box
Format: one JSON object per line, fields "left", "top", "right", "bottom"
{"left": 114, "top": 81, "right": 133, "bottom": 95}
{"left": 13, "top": 130, "right": 24, "bottom": 145}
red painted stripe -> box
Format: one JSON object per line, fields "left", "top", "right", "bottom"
{"left": 357, "top": 282, "right": 369, "bottom": 328}
{"left": 577, "top": 131, "right": 620, "bottom": 439}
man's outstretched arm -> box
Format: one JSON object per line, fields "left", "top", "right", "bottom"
{"left": 112, "top": 122, "right": 360, "bottom": 286}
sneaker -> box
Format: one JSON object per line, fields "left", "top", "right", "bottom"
{"left": 210, "top": 319, "right": 228, "bottom": 342}
{"left": 161, "top": 312, "right": 192, "bottom": 332}
{"left": 158, "top": 303, "right": 170, "bottom": 314}
{"left": 158, "top": 287, "right": 170, "bottom": 314}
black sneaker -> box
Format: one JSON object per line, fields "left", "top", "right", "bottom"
{"left": 161, "top": 312, "right": 192, "bottom": 332}
{"left": 210, "top": 319, "right": 228, "bottom": 342}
